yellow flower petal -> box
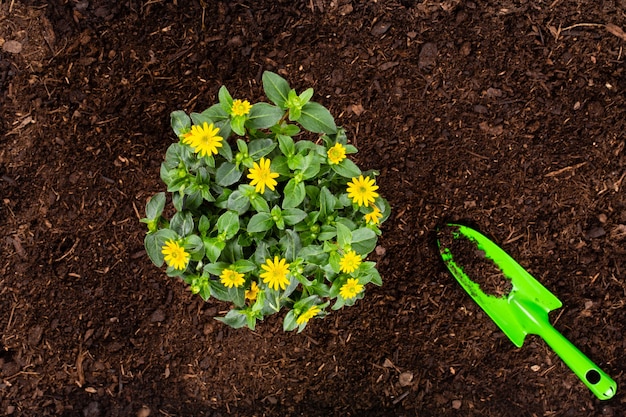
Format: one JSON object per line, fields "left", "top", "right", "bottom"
{"left": 339, "top": 250, "right": 362, "bottom": 274}
{"left": 231, "top": 99, "right": 252, "bottom": 117}
{"left": 245, "top": 281, "right": 259, "bottom": 301}
{"left": 364, "top": 205, "right": 383, "bottom": 225}
{"left": 161, "top": 240, "right": 190, "bottom": 271}
{"left": 339, "top": 278, "right": 364, "bottom": 299}
{"left": 247, "top": 157, "right": 279, "bottom": 194}
{"left": 220, "top": 268, "right": 245, "bottom": 288}
{"left": 346, "top": 175, "right": 379, "bottom": 207}
{"left": 260, "top": 256, "right": 290, "bottom": 291}
{"left": 185, "top": 122, "right": 223, "bottom": 158}
{"left": 327, "top": 143, "right": 347, "bottom": 165}
{"left": 296, "top": 305, "right": 320, "bottom": 325}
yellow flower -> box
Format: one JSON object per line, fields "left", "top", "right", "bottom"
{"left": 247, "top": 157, "right": 279, "bottom": 194}
{"left": 346, "top": 175, "right": 379, "bottom": 207}
{"left": 339, "top": 250, "right": 362, "bottom": 274}
{"left": 161, "top": 240, "right": 190, "bottom": 271}
{"left": 364, "top": 205, "right": 383, "bottom": 225}
{"left": 260, "top": 256, "right": 290, "bottom": 291}
{"left": 231, "top": 99, "right": 252, "bottom": 117}
{"left": 245, "top": 281, "right": 259, "bottom": 301}
{"left": 340, "top": 278, "right": 364, "bottom": 299}
{"left": 327, "top": 143, "right": 347, "bottom": 165}
{"left": 296, "top": 305, "right": 320, "bottom": 325}
{"left": 185, "top": 122, "right": 223, "bottom": 158}
{"left": 220, "top": 268, "right": 245, "bottom": 288}
{"left": 181, "top": 131, "right": 194, "bottom": 145}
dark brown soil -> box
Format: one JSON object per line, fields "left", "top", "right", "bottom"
{"left": 2, "top": 1, "right": 626, "bottom": 416}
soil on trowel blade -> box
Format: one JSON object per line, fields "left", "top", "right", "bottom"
{"left": 439, "top": 226, "right": 513, "bottom": 298}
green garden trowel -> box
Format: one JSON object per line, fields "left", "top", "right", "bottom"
{"left": 437, "top": 223, "right": 617, "bottom": 400}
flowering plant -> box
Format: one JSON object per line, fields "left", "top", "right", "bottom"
{"left": 142, "top": 71, "right": 390, "bottom": 331}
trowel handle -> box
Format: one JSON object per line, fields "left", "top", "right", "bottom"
{"left": 540, "top": 323, "right": 617, "bottom": 400}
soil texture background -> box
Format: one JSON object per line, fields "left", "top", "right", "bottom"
{"left": 1, "top": 1, "right": 626, "bottom": 416}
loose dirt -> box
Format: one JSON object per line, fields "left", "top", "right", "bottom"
{"left": 1, "top": 1, "right": 625, "bottom": 416}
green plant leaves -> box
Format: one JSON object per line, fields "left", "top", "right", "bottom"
{"left": 262, "top": 71, "right": 291, "bottom": 108}
{"left": 144, "top": 71, "right": 390, "bottom": 332}
{"left": 171, "top": 110, "right": 191, "bottom": 137}
{"left": 299, "top": 102, "right": 337, "bottom": 134}
{"left": 247, "top": 103, "right": 284, "bottom": 130}
{"left": 216, "top": 162, "right": 242, "bottom": 187}
{"left": 282, "top": 179, "right": 305, "bottom": 208}
{"left": 247, "top": 212, "right": 274, "bottom": 233}
{"left": 144, "top": 228, "right": 178, "bottom": 267}
{"left": 217, "top": 210, "right": 240, "bottom": 239}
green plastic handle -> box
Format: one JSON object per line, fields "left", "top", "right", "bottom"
{"left": 511, "top": 296, "right": 617, "bottom": 400}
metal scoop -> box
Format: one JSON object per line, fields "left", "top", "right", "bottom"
{"left": 437, "top": 223, "right": 616, "bottom": 400}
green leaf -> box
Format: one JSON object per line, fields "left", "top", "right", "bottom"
{"left": 231, "top": 115, "right": 246, "bottom": 136}
{"left": 204, "top": 237, "right": 225, "bottom": 263}
{"left": 280, "top": 229, "right": 301, "bottom": 262}
{"left": 317, "top": 225, "right": 337, "bottom": 241}
{"left": 336, "top": 223, "right": 352, "bottom": 248}
{"left": 332, "top": 295, "right": 346, "bottom": 310}
{"left": 198, "top": 215, "right": 211, "bottom": 235}
{"left": 171, "top": 110, "right": 191, "bottom": 137}
{"left": 200, "top": 103, "right": 229, "bottom": 121}
{"left": 182, "top": 189, "right": 203, "bottom": 210}
{"left": 299, "top": 88, "right": 314, "bottom": 105}
{"left": 215, "top": 310, "right": 248, "bottom": 329}
{"left": 209, "top": 279, "right": 231, "bottom": 302}
{"left": 217, "top": 210, "right": 240, "bottom": 239}
{"left": 145, "top": 192, "right": 166, "bottom": 219}
{"left": 203, "top": 262, "right": 229, "bottom": 276}
{"left": 300, "top": 154, "right": 321, "bottom": 180}
{"left": 236, "top": 139, "right": 248, "bottom": 154}
{"left": 247, "top": 103, "right": 284, "bottom": 130}
{"left": 369, "top": 266, "right": 383, "bottom": 286}
{"left": 227, "top": 190, "right": 250, "bottom": 215}
{"left": 170, "top": 211, "right": 194, "bottom": 236}
{"left": 282, "top": 179, "right": 305, "bottom": 208}
{"left": 287, "top": 154, "right": 304, "bottom": 171}
{"left": 247, "top": 212, "right": 274, "bottom": 233}
{"left": 351, "top": 227, "right": 377, "bottom": 255}
{"left": 215, "top": 120, "right": 233, "bottom": 148}
{"left": 197, "top": 278, "right": 211, "bottom": 301}
{"left": 248, "top": 139, "right": 277, "bottom": 160}
{"left": 249, "top": 194, "right": 270, "bottom": 213}
{"left": 331, "top": 158, "right": 361, "bottom": 178}
{"left": 144, "top": 229, "right": 178, "bottom": 267}
{"left": 299, "top": 102, "right": 337, "bottom": 134}
{"left": 271, "top": 155, "right": 291, "bottom": 177}
{"left": 277, "top": 134, "right": 295, "bottom": 157}
{"left": 308, "top": 281, "right": 330, "bottom": 298}
{"left": 288, "top": 105, "right": 302, "bottom": 121}
{"left": 230, "top": 286, "right": 246, "bottom": 308}
{"left": 282, "top": 208, "right": 307, "bottom": 226}
{"left": 233, "top": 259, "right": 257, "bottom": 273}
{"left": 283, "top": 310, "right": 298, "bottom": 332}
{"left": 245, "top": 312, "right": 258, "bottom": 330}
{"left": 184, "top": 234, "right": 204, "bottom": 261}
{"left": 298, "top": 245, "right": 328, "bottom": 264}
{"left": 271, "top": 123, "right": 300, "bottom": 136}
{"left": 216, "top": 162, "right": 242, "bottom": 187}
{"left": 262, "top": 71, "right": 291, "bottom": 108}
{"left": 190, "top": 112, "right": 212, "bottom": 126}
{"left": 329, "top": 251, "right": 341, "bottom": 273}
{"left": 218, "top": 85, "right": 234, "bottom": 113}
{"left": 319, "top": 187, "right": 336, "bottom": 218}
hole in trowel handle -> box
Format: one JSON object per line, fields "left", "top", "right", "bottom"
{"left": 586, "top": 369, "right": 601, "bottom": 384}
